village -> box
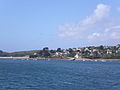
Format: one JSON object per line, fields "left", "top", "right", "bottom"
{"left": 29, "top": 44, "right": 120, "bottom": 59}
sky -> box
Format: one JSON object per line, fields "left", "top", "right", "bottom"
{"left": 0, "top": 0, "right": 120, "bottom": 52}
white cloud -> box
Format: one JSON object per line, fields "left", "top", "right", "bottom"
{"left": 58, "top": 4, "right": 110, "bottom": 38}
{"left": 82, "top": 4, "right": 110, "bottom": 26}
{"left": 58, "top": 31, "right": 76, "bottom": 37}
{"left": 88, "top": 33, "right": 100, "bottom": 39}
{"left": 58, "top": 4, "right": 120, "bottom": 45}
{"left": 105, "top": 26, "right": 120, "bottom": 39}
{"left": 88, "top": 26, "right": 120, "bottom": 42}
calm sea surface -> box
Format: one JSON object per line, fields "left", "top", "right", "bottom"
{"left": 0, "top": 59, "right": 120, "bottom": 90}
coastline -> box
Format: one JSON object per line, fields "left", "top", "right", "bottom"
{"left": 0, "top": 57, "right": 120, "bottom": 61}
{"left": 0, "top": 57, "right": 29, "bottom": 59}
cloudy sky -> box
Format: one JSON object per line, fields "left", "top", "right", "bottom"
{"left": 0, "top": 0, "right": 120, "bottom": 52}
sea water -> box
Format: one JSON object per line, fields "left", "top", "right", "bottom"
{"left": 0, "top": 59, "right": 120, "bottom": 90}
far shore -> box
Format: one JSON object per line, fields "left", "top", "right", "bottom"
{"left": 0, "top": 57, "right": 120, "bottom": 61}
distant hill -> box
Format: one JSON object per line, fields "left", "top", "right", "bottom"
{"left": 0, "top": 50, "right": 40, "bottom": 57}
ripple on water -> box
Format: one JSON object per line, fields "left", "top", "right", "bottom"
{"left": 0, "top": 59, "right": 120, "bottom": 90}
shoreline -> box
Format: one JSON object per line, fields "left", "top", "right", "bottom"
{"left": 0, "top": 57, "right": 120, "bottom": 61}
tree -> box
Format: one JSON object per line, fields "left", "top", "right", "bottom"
{"left": 99, "top": 45, "right": 104, "bottom": 50}
{"left": 42, "top": 47, "right": 51, "bottom": 58}
{"left": 50, "top": 50, "right": 56, "bottom": 53}
{"left": 43, "top": 51, "right": 51, "bottom": 58}
{"left": 57, "top": 48, "right": 62, "bottom": 52}
{"left": 38, "top": 50, "right": 43, "bottom": 56}
{"left": 0, "top": 50, "right": 3, "bottom": 53}
{"left": 67, "top": 48, "right": 76, "bottom": 57}
{"left": 68, "top": 48, "right": 73, "bottom": 53}
{"left": 43, "top": 47, "right": 49, "bottom": 51}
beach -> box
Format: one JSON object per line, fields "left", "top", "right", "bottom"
{"left": 0, "top": 57, "right": 120, "bottom": 61}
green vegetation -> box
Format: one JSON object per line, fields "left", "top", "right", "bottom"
{"left": 0, "top": 44, "right": 120, "bottom": 59}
